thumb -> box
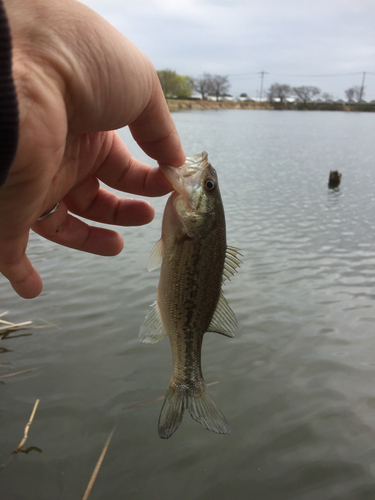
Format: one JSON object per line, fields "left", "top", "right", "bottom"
{"left": 0, "top": 234, "right": 43, "bottom": 298}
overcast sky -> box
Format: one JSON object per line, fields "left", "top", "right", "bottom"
{"left": 80, "top": 0, "right": 375, "bottom": 100}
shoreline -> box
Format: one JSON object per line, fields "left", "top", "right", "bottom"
{"left": 166, "top": 98, "right": 375, "bottom": 113}
{"left": 166, "top": 99, "right": 272, "bottom": 111}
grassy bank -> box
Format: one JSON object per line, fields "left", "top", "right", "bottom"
{"left": 166, "top": 99, "right": 272, "bottom": 111}
{"left": 166, "top": 99, "right": 375, "bottom": 113}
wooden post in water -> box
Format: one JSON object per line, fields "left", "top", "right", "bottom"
{"left": 328, "top": 171, "right": 342, "bottom": 189}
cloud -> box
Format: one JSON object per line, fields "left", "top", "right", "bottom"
{"left": 79, "top": 0, "right": 375, "bottom": 99}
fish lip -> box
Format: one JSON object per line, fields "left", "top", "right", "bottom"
{"left": 159, "top": 151, "right": 209, "bottom": 196}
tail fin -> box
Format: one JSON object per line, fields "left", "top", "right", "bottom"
{"left": 158, "top": 381, "right": 230, "bottom": 439}
{"left": 158, "top": 385, "right": 185, "bottom": 439}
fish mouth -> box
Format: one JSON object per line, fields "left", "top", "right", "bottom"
{"left": 160, "top": 151, "right": 209, "bottom": 195}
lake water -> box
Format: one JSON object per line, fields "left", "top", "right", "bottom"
{"left": 1, "top": 110, "right": 375, "bottom": 500}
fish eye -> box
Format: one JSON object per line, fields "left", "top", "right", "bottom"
{"left": 205, "top": 179, "right": 216, "bottom": 191}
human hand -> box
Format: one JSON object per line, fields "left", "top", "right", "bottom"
{"left": 0, "top": 0, "right": 185, "bottom": 299}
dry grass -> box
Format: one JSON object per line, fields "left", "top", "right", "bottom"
{"left": 0, "top": 311, "right": 57, "bottom": 334}
{"left": 0, "top": 311, "right": 33, "bottom": 332}
{"left": 0, "top": 311, "right": 55, "bottom": 382}
{"left": 82, "top": 425, "right": 117, "bottom": 500}
{"left": 166, "top": 98, "right": 272, "bottom": 112}
{"left": 0, "top": 399, "right": 40, "bottom": 470}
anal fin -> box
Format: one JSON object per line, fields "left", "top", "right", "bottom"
{"left": 139, "top": 301, "right": 167, "bottom": 344}
{"left": 207, "top": 291, "right": 238, "bottom": 337}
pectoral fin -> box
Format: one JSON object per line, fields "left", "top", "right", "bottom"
{"left": 147, "top": 238, "right": 164, "bottom": 271}
{"left": 207, "top": 291, "right": 238, "bottom": 337}
{"left": 139, "top": 301, "right": 167, "bottom": 344}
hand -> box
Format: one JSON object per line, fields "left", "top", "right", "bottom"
{"left": 0, "top": 0, "right": 185, "bottom": 299}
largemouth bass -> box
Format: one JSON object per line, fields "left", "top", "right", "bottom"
{"left": 139, "top": 151, "right": 241, "bottom": 439}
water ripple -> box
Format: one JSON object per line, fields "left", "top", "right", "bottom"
{"left": 2, "top": 111, "right": 375, "bottom": 499}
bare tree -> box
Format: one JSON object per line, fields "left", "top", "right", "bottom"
{"left": 193, "top": 74, "right": 231, "bottom": 101}
{"left": 345, "top": 85, "right": 364, "bottom": 102}
{"left": 193, "top": 73, "right": 213, "bottom": 100}
{"left": 321, "top": 92, "right": 333, "bottom": 102}
{"left": 293, "top": 86, "right": 320, "bottom": 103}
{"left": 210, "top": 75, "right": 231, "bottom": 101}
{"left": 345, "top": 88, "right": 355, "bottom": 102}
{"left": 267, "top": 83, "right": 292, "bottom": 103}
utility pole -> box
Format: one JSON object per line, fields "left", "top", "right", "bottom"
{"left": 359, "top": 71, "right": 366, "bottom": 102}
{"left": 258, "top": 71, "right": 269, "bottom": 102}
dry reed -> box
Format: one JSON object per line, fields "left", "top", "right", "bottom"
{"left": 0, "top": 399, "right": 40, "bottom": 470}
{"left": 82, "top": 425, "right": 117, "bottom": 500}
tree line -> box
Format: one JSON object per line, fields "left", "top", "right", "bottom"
{"left": 267, "top": 83, "right": 366, "bottom": 103}
{"left": 157, "top": 70, "right": 367, "bottom": 103}
{"left": 157, "top": 70, "right": 230, "bottom": 100}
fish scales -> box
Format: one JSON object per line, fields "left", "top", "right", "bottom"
{"left": 139, "top": 151, "right": 241, "bottom": 439}
{"left": 160, "top": 224, "right": 225, "bottom": 385}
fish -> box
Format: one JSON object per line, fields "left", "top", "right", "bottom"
{"left": 139, "top": 151, "right": 241, "bottom": 439}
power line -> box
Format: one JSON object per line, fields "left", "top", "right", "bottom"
{"left": 228, "top": 71, "right": 374, "bottom": 80}
{"left": 269, "top": 72, "right": 365, "bottom": 78}
{"left": 227, "top": 72, "right": 259, "bottom": 77}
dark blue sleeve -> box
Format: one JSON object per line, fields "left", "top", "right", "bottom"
{"left": 0, "top": 0, "right": 19, "bottom": 187}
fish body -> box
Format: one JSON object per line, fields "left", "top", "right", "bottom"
{"left": 139, "top": 152, "right": 241, "bottom": 439}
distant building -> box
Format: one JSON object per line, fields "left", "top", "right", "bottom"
{"left": 248, "top": 97, "right": 267, "bottom": 102}
{"left": 206, "top": 94, "right": 234, "bottom": 101}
